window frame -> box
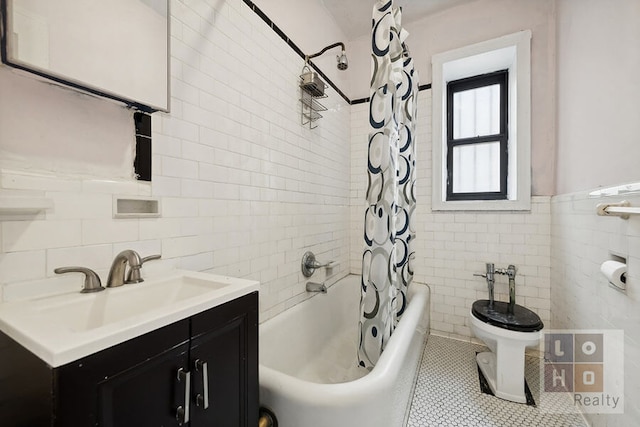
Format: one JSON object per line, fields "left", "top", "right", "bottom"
{"left": 446, "top": 70, "right": 509, "bottom": 201}
{"left": 431, "top": 31, "right": 532, "bottom": 211}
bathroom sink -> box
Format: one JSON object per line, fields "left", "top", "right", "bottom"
{"left": 0, "top": 270, "right": 259, "bottom": 367}
{"left": 31, "top": 274, "right": 230, "bottom": 332}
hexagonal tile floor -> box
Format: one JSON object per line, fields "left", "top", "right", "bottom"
{"left": 406, "top": 335, "right": 588, "bottom": 427}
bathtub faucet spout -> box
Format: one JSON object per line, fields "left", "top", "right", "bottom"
{"left": 306, "top": 281, "right": 327, "bottom": 294}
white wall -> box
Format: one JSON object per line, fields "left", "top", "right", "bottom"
{"left": 552, "top": 1, "right": 640, "bottom": 425}
{"left": 0, "top": 0, "right": 351, "bottom": 322}
{"left": 555, "top": 0, "right": 640, "bottom": 194}
{"left": 0, "top": 69, "right": 134, "bottom": 178}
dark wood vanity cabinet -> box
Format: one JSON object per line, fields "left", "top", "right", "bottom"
{"left": 0, "top": 292, "right": 258, "bottom": 427}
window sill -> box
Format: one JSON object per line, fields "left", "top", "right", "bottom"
{"left": 432, "top": 198, "right": 531, "bottom": 212}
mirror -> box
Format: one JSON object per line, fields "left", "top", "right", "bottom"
{"left": 1, "top": 0, "right": 169, "bottom": 112}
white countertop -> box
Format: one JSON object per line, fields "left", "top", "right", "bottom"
{"left": 0, "top": 270, "right": 259, "bottom": 367}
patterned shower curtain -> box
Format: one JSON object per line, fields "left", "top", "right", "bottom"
{"left": 358, "top": 0, "right": 418, "bottom": 369}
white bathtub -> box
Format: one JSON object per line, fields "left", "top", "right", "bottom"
{"left": 259, "top": 274, "right": 430, "bottom": 427}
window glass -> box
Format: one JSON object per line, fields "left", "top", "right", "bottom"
{"left": 452, "top": 84, "right": 501, "bottom": 139}
{"left": 452, "top": 141, "right": 501, "bottom": 193}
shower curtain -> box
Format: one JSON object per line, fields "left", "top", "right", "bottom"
{"left": 358, "top": 0, "right": 418, "bottom": 369}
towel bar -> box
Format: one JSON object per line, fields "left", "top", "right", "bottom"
{"left": 596, "top": 200, "right": 640, "bottom": 219}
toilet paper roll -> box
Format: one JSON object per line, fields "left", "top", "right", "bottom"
{"left": 600, "top": 260, "right": 627, "bottom": 290}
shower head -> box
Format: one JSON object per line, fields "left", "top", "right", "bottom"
{"left": 307, "top": 42, "right": 348, "bottom": 71}
{"left": 337, "top": 50, "right": 348, "bottom": 70}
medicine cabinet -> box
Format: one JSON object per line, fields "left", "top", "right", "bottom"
{"left": 1, "top": 0, "right": 170, "bottom": 112}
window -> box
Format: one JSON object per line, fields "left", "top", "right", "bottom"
{"left": 447, "top": 70, "right": 508, "bottom": 200}
{"left": 432, "top": 31, "right": 532, "bottom": 211}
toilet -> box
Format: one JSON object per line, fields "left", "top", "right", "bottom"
{"left": 469, "top": 299, "right": 543, "bottom": 403}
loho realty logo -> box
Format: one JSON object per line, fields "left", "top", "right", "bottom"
{"left": 541, "top": 330, "right": 624, "bottom": 414}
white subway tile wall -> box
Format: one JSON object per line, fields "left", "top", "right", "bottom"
{"left": 0, "top": 0, "right": 350, "bottom": 322}
{"left": 551, "top": 191, "right": 640, "bottom": 426}
{"left": 350, "top": 92, "right": 552, "bottom": 341}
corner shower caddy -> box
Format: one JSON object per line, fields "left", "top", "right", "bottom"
{"left": 299, "top": 66, "right": 327, "bottom": 129}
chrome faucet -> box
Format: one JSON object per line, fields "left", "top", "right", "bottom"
{"left": 107, "top": 250, "right": 142, "bottom": 288}
{"left": 474, "top": 263, "right": 496, "bottom": 308}
{"left": 474, "top": 263, "right": 518, "bottom": 313}
{"left": 306, "top": 281, "right": 327, "bottom": 294}
{"left": 495, "top": 265, "right": 517, "bottom": 314}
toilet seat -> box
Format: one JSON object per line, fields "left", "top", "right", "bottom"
{"left": 471, "top": 300, "right": 543, "bottom": 332}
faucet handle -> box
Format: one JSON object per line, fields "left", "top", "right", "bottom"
{"left": 126, "top": 254, "right": 162, "bottom": 283}
{"left": 54, "top": 266, "right": 105, "bottom": 293}
{"left": 141, "top": 254, "right": 162, "bottom": 265}
{"left": 473, "top": 273, "right": 487, "bottom": 278}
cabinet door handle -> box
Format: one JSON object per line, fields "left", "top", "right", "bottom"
{"left": 176, "top": 368, "right": 191, "bottom": 425}
{"left": 194, "top": 359, "right": 209, "bottom": 409}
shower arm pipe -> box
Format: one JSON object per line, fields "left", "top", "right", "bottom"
{"left": 305, "top": 42, "right": 346, "bottom": 63}
{"left": 304, "top": 42, "right": 345, "bottom": 68}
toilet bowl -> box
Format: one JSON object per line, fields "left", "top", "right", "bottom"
{"left": 469, "top": 300, "right": 543, "bottom": 403}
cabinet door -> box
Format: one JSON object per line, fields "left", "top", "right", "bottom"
{"left": 54, "top": 319, "right": 190, "bottom": 426}
{"left": 98, "top": 342, "right": 190, "bottom": 427}
{"left": 0, "top": 332, "right": 52, "bottom": 427}
{"left": 190, "top": 292, "right": 258, "bottom": 427}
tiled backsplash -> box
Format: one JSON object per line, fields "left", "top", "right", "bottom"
{"left": 0, "top": 0, "right": 350, "bottom": 322}
{"left": 350, "top": 92, "right": 552, "bottom": 341}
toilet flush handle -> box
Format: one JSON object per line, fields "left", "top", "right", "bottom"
{"left": 473, "top": 263, "right": 495, "bottom": 280}
{"left": 473, "top": 263, "right": 496, "bottom": 307}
